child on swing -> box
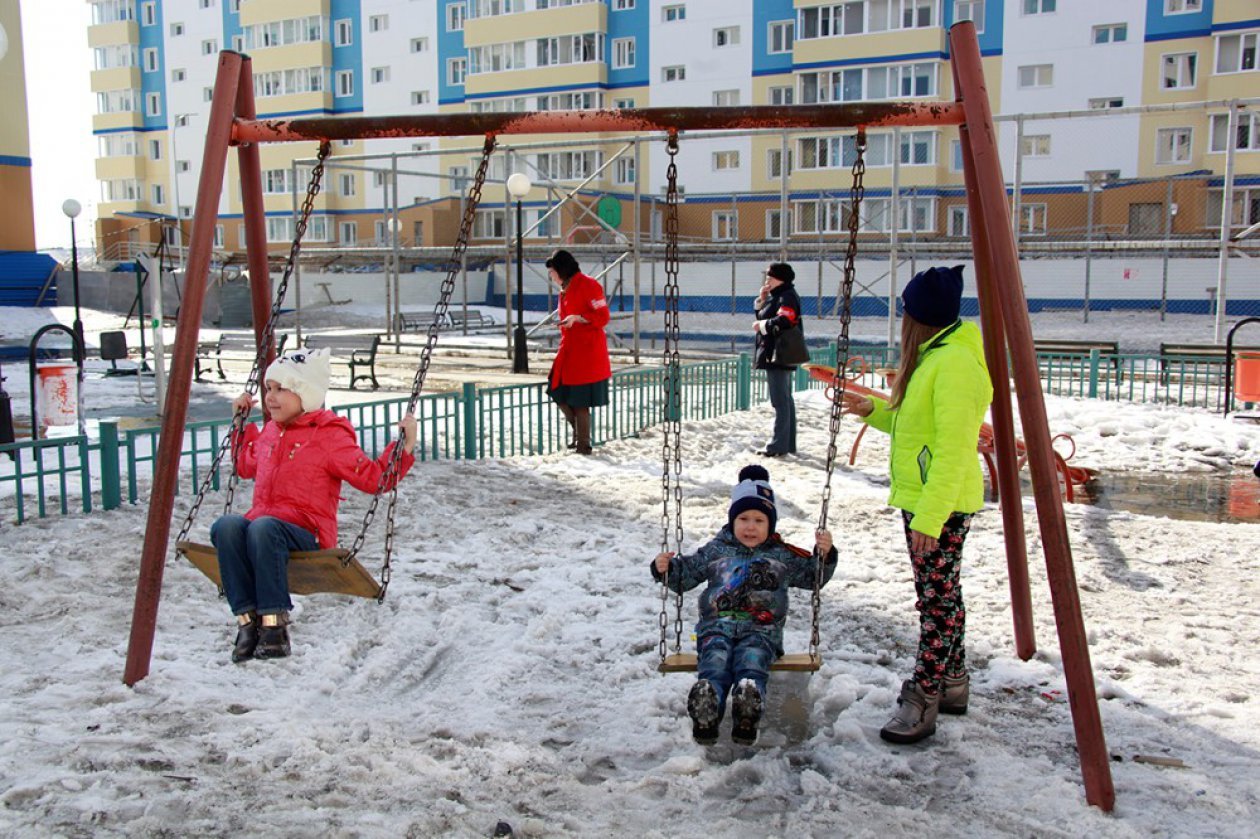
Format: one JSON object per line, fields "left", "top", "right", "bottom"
{"left": 651, "top": 465, "right": 837, "bottom": 745}
{"left": 211, "top": 348, "right": 418, "bottom": 663}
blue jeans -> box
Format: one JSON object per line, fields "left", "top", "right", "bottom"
{"left": 210, "top": 514, "right": 317, "bottom": 616}
{"left": 765, "top": 367, "right": 796, "bottom": 454}
{"left": 696, "top": 629, "right": 776, "bottom": 714}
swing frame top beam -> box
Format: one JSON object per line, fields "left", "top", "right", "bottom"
{"left": 231, "top": 103, "right": 965, "bottom": 146}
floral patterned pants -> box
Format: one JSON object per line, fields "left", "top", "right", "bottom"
{"left": 902, "top": 510, "right": 973, "bottom": 696}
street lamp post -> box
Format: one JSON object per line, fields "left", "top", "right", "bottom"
{"left": 506, "top": 172, "right": 531, "bottom": 374}
{"left": 61, "top": 199, "right": 85, "bottom": 367}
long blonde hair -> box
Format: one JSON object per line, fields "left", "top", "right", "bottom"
{"left": 889, "top": 315, "right": 944, "bottom": 409}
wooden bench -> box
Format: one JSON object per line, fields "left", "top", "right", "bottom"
{"left": 1033, "top": 339, "right": 1122, "bottom": 382}
{"left": 194, "top": 333, "right": 289, "bottom": 382}
{"left": 302, "top": 333, "right": 381, "bottom": 390}
{"left": 1159, "top": 342, "right": 1260, "bottom": 384}
{"left": 394, "top": 311, "right": 443, "bottom": 333}
{"left": 446, "top": 310, "right": 497, "bottom": 332}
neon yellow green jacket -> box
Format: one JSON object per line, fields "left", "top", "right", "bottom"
{"left": 861, "top": 320, "right": 992, "bottom": 537}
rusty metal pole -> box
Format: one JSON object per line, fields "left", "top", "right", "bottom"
{"left": 952, "top": 73, "right": 1037, "bottom": 662}
{"left": 950, "top": 22, "right": 1114, "bottom": 811}
{"left": 236, "top": 56, "right": 277, "bottom": 421}
{"left": 123, "top": 52, "right": 244, "bottom": 687}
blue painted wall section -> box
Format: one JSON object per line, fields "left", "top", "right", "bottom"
{"left": 607, "top": 0, "right": 648, "bottom": 89}
{"left": 437, "top": 0, "right": 467, "bottom": 105}
{"left": 1145, "top": 0, "right": 1213, "bottom": 41}
{"left": 221, "top": 0, "right": 242, "bottom": 52}
{"left": 331, "top": 0, "right": 364, "bottom": 113}
{"left": 139, "top": 0, "right": 165, "bottom": 129}
{"left": 943, "top": 0, "right": 1003, "bottom": 56}
{"left": 752, "top": 0, "right": 795, "bottom": 76}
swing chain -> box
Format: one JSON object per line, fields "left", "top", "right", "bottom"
{"left": 174, "top": 141, "right": 333, "bottom": 549}
{"left": 349, "top": 134, "right": 498, "bottom": 601}
{"left": 659, "top": 130, "right": 685, "bottom": 662}
{"left": 810, "top": 128, "right": 866, "bottom": 660}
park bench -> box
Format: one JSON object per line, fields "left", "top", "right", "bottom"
{"left": 1158, "top": 342, "right": 1260, "bottom": 385}
{"left": 194, "top": 333, "right": 289, "bottom": 382}
{"left": 302, "top": 333, "right": 381, "bottom": 390}
{"left": 1033, "top": 338, "right": 1122, "bottom": 382}
{"left": 394, "top": 311, "right": 443, "bottom": 333}
{"left": 446, "top": 311, "right": 497, "bottom": 332}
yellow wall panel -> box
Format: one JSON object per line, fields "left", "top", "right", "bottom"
{"left": 239, "top": 0, "right": 329, "bottom": 27}
{"left": 90, "top": 66, "right": 141, "bottom": 93}
{"left": 254, "top": 91, "right": 333, "bottom": 114}
{"left": 1214, "top": 1, "right": 1260, "bottom": 25}
{"left": 465, "top": 64, "right": 605, "bottom": 97}
{"left": 250, "top": 41, "right": 332, "bottom": 73}
{"left": 87, "top": 20, "right": 138, "bottom": 48}
{"left": 464, "top": 4, "right": 606, "bottom": 47}
{"left": 93, "top": 112, "right": 144, "bottom": 132}
{"left": 96, "top": 155, "right": 145, "bottom": 181}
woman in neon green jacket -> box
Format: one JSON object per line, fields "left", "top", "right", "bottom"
{"left": 841, "top": 265, "right": 992, "bottom": 746}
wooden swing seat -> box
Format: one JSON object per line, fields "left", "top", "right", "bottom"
{"left": 658, "top": 652, "right": 821, "bottom": 673}
{"left": 176, "top": 541, "right": 383, "bottom": 600}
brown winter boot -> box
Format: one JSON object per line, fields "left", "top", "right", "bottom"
{"left": 573, "top": 408, "right": 592, "bottom": 455}
{"left": 557, "top": 403, "right": 577, "bottom": 449}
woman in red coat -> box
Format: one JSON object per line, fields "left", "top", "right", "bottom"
{"left": 545, "top": 249, "right": 611, "bottom": 454}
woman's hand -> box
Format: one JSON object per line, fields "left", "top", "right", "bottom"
{"left": 839, "top": 390, "right": 873, "bottom": 418}
{"left": 909, "top": 530, "right": 939, "bottom": 555}
{"left": 559, "top": 314, "right": 586, "bottom": 329}
{"left": 815, "top": 529, "right": 833, "bottom": 555}
{"left": 654, "top": 552, "right": 674, "bottom": 574}
{"left": 399, "top": 413, "right": 418, "bottom": 454}
{"left": 231, "top": 392, "right": 255, "bottom": 424}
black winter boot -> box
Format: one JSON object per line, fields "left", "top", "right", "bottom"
{"left": 254, "top": 613, "right": 291, "bottom": 659}
{"left": 687, "top": 679, "right": 721, "bottom": 745}
{"left": 730, "top": 680, "right": 764, "bottom": 746}
{"left": 231, "top": 614, "right": 259, "bottom": 663}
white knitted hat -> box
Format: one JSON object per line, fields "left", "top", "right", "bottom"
{"left": 265, "top": 347, "right": 331, "bottom": 412}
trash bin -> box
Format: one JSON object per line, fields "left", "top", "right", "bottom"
{"left": 1235, "top": 352, "right": 1260, "bottom": 404}
{"left": 36, "top": 363, "right": 78, "bottom": 435}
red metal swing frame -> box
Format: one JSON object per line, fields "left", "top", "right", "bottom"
{"left": 122, "top": 23, "right": 1113, "bottom": 811}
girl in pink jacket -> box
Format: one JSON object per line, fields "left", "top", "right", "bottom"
{"left": 211, "top": 348, "right": 417, "bottom": 663}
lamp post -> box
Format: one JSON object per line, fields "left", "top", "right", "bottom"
{"left": 506, "top": 172, "right": 531, "bottom": 374}
{"left": 61, "top": 199, "right": 85, "bottom": 367}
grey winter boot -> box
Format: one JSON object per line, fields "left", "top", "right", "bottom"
{"left": 939, "top": 673, "right": 970, "bottom": 716}
{"left": 730, "top": 679, "right": 764, "bottom": 746}
{"left": 879, "top": 679, "right": 939, "bottom": 744}
{"left": 687, "top": 679, "right": 721, "bottom": 745}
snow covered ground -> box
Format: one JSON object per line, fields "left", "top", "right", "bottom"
{"left": 2, "top": 363, "right": 1259, "bottom": 835}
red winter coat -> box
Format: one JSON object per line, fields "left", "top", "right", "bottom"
{"left": 550, "top": 271, "right": 612, "bottom": 388}
{"left": 232, "top": 409, "right": 415, "bottom": 549}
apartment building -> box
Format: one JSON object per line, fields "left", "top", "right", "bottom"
{"left": 1, "top": 0, "right": 36, "bottom": 253}
{"left": 85, "top": 0, "right": 1260, "bottom": 257}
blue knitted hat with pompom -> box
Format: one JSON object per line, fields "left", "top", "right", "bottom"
{"left": 729, "top": 464, "right": 776, "bottom": 534}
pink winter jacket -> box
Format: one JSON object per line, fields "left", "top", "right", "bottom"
{"left": 232, "top": 409, "right": 415, "bottom": 549}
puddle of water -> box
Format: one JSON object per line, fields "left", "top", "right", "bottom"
{"left": 1073, "top": 470, "right": 1260, "bottom": 524}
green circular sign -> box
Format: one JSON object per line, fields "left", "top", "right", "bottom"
{"left": 597, "top": 195, "right": 622, "bottom": 229}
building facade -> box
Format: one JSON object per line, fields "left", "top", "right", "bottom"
{"left": 86, "top": 0, "right": 1260, "bottom": 257}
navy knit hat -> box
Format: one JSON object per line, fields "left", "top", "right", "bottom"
{"left": 728, "top": 464, "right": 776, "bottom": 534}
{"left": 545, "top": 249, "right": 580, "bottom": 280}
{"left": 767, "top": 262, "right": 795, "bottom": 283}
{"left": 902, "top": 265, "right": 965, "bottom": 327}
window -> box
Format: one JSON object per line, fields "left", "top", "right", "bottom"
{"left": 713, "top": 89, "right": 739, "bottom": 107}
{"left": 798, "top": 133, "right": 891, "bottom": 169}
{"left": 535, "top": 151, "right": 603, "bottom": 180}
{"left": 338, "top": 222, "right": 356, "bottom": 245}
{"left": 170, "top": 22, "right": 184, "bottom": 36}
{"left": 537, "top": 34, "right": 603, "bottom": 67}
{"left": 949, "top": 205, "right": 969, "bottom": 237}
{"left": 412, "top": 91, "right": 431, "bottom": 105}
{"left": 142, "top": 2, "right": 156, "bottom": 25}
{"left": 267, "top": 217, "right": 295, "bottom": 243}
{"left": 91, "top": 1, "right": 136, "bottom": 24}
{"left": 662, "top": 65, "right": 686, "bottom": 83}
{"left": 152, "top": 184, "right": 164, "bottom": 205}
{"left": 373, "top": 171, "right": 387, "bottom": 188}
{"left": 950, "top": 139, "right": 963, "bottom": 171}
{"left": 767, "top": 148, "right": 792, "bottom": 179}
{"left": 411, "top": 37, "right": 429, "bottom": 53}
{"left": 145, "top": 92, "right": 162, "bottom": 116}
{"left": 800, "top": 62, "right": 937, "bottom": 103}
{"left": 769, "top": 21, "right": 794, "bottom": 54}
{"left": 613, "top": 97, "right": 635, "bottom": 109}
{"left": 229, "top": 0, "right": 240, "bottom": 11}
{"left": 336, "top": 70, "right": 354, "bottom": 97}
{"left": 335, "top": 19, "right": 353, "bottom": 46}
{"left": 712, "top": 211, "right": 737, "bottom": 241}
{"left": 766, "top": 209, "right": 788, "bottom": 240}
{"left": 371, "top": 67, "right": 390, "bottom": 84}
{"left": 448, "top": 165, "right": 470, "bottom": 187}
{"left": 613, "top": 38, "right": 635, "bottom": 69}
{"left": 201, "top": 39, "right": 217, "bottom": 56}
{"left": 1206, "top": 187, "right": 1260, "bottom": 232}
{"left": 149, "top": 139, "right": 161, "bottom": 160}
{"left": 799, "top": 3, "right": 865, "bottom": 39}
{"left": 339, "top": 174, "right": 356, "bottom": 197}
{"left": 413, "top": 221, "right": 425, "bottom": 245}
{"left": 1021, "top": 134, "right": 1051, "bottom": 157}
{"left": 663, "top": 4, "right": 685, "bottom": 22}
{"left": 1093, "top": 23, "right": 1127, "bottom": 44}
{"left": 172, "top": 68, "right": 186, "bottom": 82}
{"left": 140, "top": 48, "right": 158, "bottom": 73}
{"left": 369, "top": 15, "right": 388, "bottom": 32}
{"left": 714, "top": 27, "right": 740, "bottom": 47}
{"left": 232, "top": 35, "right": 243, "bottom": 51}
{"left": 614, "top": 157, "right": 636, "bottom": 185}
{"left": 1165, "top": 0, "right": 1202, "bottom": 13}
{"left": 900, "top": 131, "right": 935, "bottom": 165}
{"left": 1019, "top": 203, "right": 1047, "bottom": 235}
{"left": 203, "top": 86, "right": 214, "bottom": 102}
{"left": 614, "top": 0, "right": 635, "bottom": 8}
{"left": 1162, "top": 52, "right": 1197, "bottom": 89}
{"left": 175, "top": 113, "right": 189, "bottom": 127}
{"left": 473, "top": 209, "right": 505, "bottom": 239}
{"left": 1022, "top": 0, "right": 1055, "bottom": 13}
{"left": 1089, "top": 96, "right": 1124, "bottom": 109}
{"left": 1017, "top": 64, "right": 1053, "bottom": 88}
{"left": 263, "top": 169, "right": 290, "bottom": 194}
{"left": 447, "top": 2, "right": 466, "bottom": 31}
{"left": 713, "top": 150, "right": 740, "bottom": 170}
{"left": 199, "top": 0, "right": 214, "bottom": 8}
{"left": 177, "top": 160, "right": 190, "bottom": 173}
{"left": 1216, "top": 33, "right": 1258, "bottom": 74}
{"left": 447, "top": 58, "right": 467, "bottom": 85}
{"left": 769, "top": 85, "right": 794, "bottom": 105}
{"left": 954, "top": 1, "right": 984, "bottom": 33}
{"left": 213, "top": 225, "right": 224, "bottom": 248}
{"left": 1210, "top": 112, "right": 1260, "bottom": 152}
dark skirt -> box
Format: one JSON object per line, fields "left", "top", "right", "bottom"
{"left": 548, "top": 378, "right": 610, "bottom": 409}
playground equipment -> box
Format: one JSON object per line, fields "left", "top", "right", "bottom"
{"left": 122, "top": 24, "right": 1114, "bottom": 810}
{"left": 805, "top": 361, "right": 1097, "bottom": 502}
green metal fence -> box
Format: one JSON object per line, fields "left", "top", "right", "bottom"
{"left": 0, "top": 345, "right": 1241, "bottom": 525}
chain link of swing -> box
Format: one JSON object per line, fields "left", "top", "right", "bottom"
{"left": 175, "top": 140, "right": 334, "bottom": 549}
{"left": 658, "top": 130, "right": 685, "bottom": 663}
{"left": 810, "top": 128, "right": 867, "bottom": 661}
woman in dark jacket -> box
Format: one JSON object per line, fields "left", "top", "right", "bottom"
{"left": 753, "top": 262, "right": 803, "bottom": 456}
{"left": 545, "top": 249, "right": 611, "bottom": 455}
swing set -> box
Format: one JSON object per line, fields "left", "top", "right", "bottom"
{"left": 123, "top": 23, "right": 1113, "bottom": 811}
